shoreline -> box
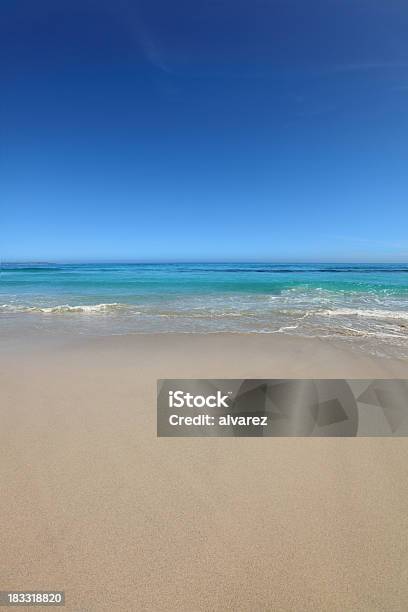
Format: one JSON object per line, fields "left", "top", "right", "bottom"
{"left": 2, "top": 261, "right": 408, "bottom": 361}
{"left": 2, "top": 331, "right": 407, "bottom": 377}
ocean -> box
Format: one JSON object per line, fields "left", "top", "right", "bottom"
{"left": 1, "top": 262, "right": 408, "bottom": 356}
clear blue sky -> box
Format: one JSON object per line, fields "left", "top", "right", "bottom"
{"left": 1, "top": 0, "right": 408, "bottom": 262}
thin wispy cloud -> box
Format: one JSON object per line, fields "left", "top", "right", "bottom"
{"left": 132, "top": 19, "right": 172, "bottom": 75}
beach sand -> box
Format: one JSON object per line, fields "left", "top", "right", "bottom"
{"left": 1, "top": 333, "right": 408, "bottom": 611}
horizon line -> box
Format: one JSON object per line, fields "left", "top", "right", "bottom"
{"left": 2, "top": 260, "right": 408, "bottom": 266}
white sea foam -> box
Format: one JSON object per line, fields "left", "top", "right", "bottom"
{"left": 0, "top": 302, "right": 132, "bottom": 314}
{"left": 318, "top": 307, "right": 408, "bottom": 322}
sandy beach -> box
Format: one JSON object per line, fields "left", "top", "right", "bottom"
{"left": 1, "top": 333, "right": 408, "bottom": 611}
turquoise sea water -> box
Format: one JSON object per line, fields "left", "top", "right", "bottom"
{"left": 1, "top": 263, "right": 408, "bottom": 355}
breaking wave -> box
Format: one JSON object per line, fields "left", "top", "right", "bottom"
{"left": 0, "top": 302, "right": 133, "bottom": 314}
{"left": 318, "top": 307, "right": 408, "bottom": 323}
